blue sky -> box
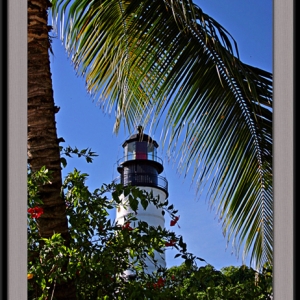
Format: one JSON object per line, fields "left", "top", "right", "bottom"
{"left": 49, "top": 0, "right": 272, "bottom": 271}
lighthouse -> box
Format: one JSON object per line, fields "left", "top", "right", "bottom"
{"left": 115, "top": 127, "right": 168, "bottom": 276}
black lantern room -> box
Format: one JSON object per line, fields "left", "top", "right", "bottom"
{"left": 116, "top": 129, "right": 168, "bottom": 197}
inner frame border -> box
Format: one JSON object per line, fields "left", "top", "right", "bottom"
{"left": 6, "top": 0, "right": 294, "bottom": 298}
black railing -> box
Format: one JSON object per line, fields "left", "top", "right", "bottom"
{"left": 117, "top": 154, "right": 164, "bottom": 167}
{"left": 114, "top": 173, "right": 168, "bottom": 195}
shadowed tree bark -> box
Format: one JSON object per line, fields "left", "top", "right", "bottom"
{"left": 28, "top": 0, "right": 76, "bottom": 298}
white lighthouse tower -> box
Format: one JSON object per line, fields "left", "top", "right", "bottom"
{"left": 115, "top": 128, "right": 168, "bottom": 277}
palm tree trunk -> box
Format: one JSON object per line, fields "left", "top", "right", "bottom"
{"left": 28, "top": 0, "right": 76, "bottom": 298}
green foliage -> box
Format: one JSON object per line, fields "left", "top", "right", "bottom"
{"left": 28, "top": 164, "right": 199, "bottom": 298}
{"left": 59, "top": 145, "right": 98, "bottom": 167}
{"left": 27, "top": 165, "right": 53, "bottom": 207}
{"left": 165, "top": 263, "right": 273, "bottom": 299}
{"left": 27, "top": 149, "right": 272, "bottom": 299}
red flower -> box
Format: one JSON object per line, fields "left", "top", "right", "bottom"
{"left": 28, "top": 207, "right": 44, "bottom": 219}
{"left": 122, "top": 222, "right": 133, "bottom": 231}
{"left": 170, "top": 215, "right": 180, "bottom": 227}
{"left": 153, "top": 277, "right": 165, "bottom": 289}
{"left": 165, "top": 240, "right": 176, "bottom": 247}
{"left": 171, "top": 275, "right": 175, "bottom": 281}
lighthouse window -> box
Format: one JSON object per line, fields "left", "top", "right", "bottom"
{"left": 147, "top": 143, "right": 157, "bottom": 160}
{"left": 123, "top": 140, "right": 158, "bottom": 162}
{"left": 136, "top": 142, "right": 147, "bottom": 159}
{"left": 124, "top": 142, "right": 136, "bottom": 161}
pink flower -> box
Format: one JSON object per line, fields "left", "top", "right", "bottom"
{"left": 28, "top": 207, "right": 44, "bottom": 218}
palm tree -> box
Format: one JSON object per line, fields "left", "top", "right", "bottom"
{"left": 28, "top": 0, "right": 76, "bottom": 297}
{"left": 50, "top": 0, "right": 272, "bottom": 270}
